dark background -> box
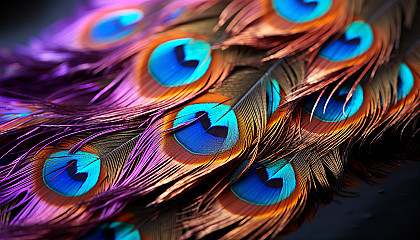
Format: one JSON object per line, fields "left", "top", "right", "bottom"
{"left": 0, "top": 1, "right": 419, "bottom": 239}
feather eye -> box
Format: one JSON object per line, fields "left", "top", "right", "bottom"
{"left": 81, "top": 7, "right": 145, "bottom": 48}
{"left": 229, "top": 159, "right": 297, "bottom": 207}
{"left": 42, "top": 0, "right": 198, "bottom": 51}
{"left": 162, "top": 93, "right": 243, "bottom": 164}
{"left": 44, "top": 3, "right": 152, "bottom": 51}
{"left": 172, "top": 103, "right": 239, "bottom": 155}
{"left": 272, "top": 0, "right": 333, "bottom": 23}
{"left": 266, "top": 77, "right": 283, "bottom": 119}
{"left": 299, "top": 82, "right": 370, "bottom": 135}
{"left": 180, "top": 155, "right": 310, "bottom": 240}
{"left": 319, "top": 21, "right": 374, "bottom": 61}
{"left": 42, "top": 151, "right": 102, "bottom": 197}
{"left": 302, "top": 84, "right": 364, "bottom": 122}
{"left": 148, "top": 38, "right": 212, "bottom": 87}
{"left": 396, "top": 63, "right": 414, "bottom": 100}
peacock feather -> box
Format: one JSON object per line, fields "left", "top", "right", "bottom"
{"left": 0, "top": 0, "right": 419, "bottom": 239}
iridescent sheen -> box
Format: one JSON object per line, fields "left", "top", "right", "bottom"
{"left": 302, "top": 84, "right": 364, "bottom": 122}
{"left": 43, "top": 151, "right": 101, "bottom": 197}
{"left": 231, "top": 159, "right": 296, "bottom": 206}
{"left": 272, "top": 0, "right": 332, "bottom": 22}
{"left": 148, "top": 38, "right": 212, "bottom": 87}
{"left": 173, "top": 103, "right": 239, "bottom": 155}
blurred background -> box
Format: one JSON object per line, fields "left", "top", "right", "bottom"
{"left": 0, "top": 0, "right": 419, "bottom": 239}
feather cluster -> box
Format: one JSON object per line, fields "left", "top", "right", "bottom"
{"left": 0, "top": 0, "right": 419, "bottom": 239}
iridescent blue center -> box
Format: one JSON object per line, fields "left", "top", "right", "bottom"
{"left": 397, "top": 63, "right": 414, "bottom": 100}
{"left": 319, "top": 21, "right": 374, "bottom": 61}
{"left": 43, "top": 151, "right": 100, "bottom": 197}
{"left": 173, "top": 103, "right": 239, "bottom": 155}
{"left": 302, "top": 84, "right": 364, "bottom": 122}
{"left": 90, "top": 9, "right": 144, "bottom": 43}
{"left": 231, "top": 159, "right": 296, "bottom": 206}
{"left": 148, "top": 38, "right": 212, "bottom": 87}
{"left": 163, "top": 8, "right": 185, "bottom": 23}
{"left": 272, "top": 0, "right": 332, "bottom": 22}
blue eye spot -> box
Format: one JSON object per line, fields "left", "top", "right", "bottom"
{"left": 302, "top": 84, "right": 364, "bottom": 122}
{"left": 231, "top": 159, "right": 296, "bottom": 206}
{"left": 173, "top": 103, "right": 239, "bottom": 155}
{"left": 397, "top": 63, "right": 414, "bottom": 100}
{"left": 266, "top": 78, "right": 282, "bottom": 118}
{"left": 82, "top": 222, "right": 141, "bottom": 240}
{"left": 43, "top": 151, "right": 101, "bottom": 197}
{"left": 90, "top": 9, "right": 144, "bottom": 43}
{"left": 272, "top": 0, "right": 332, "bottom": 22}
{"left": 148, "top": 38, "right": 212, "bottom": 87}
{"left": 319, "top": 21, "right": 373, "bottom": 61}
{"left": 0, "top": 105, "right": 31, "bottom": 124}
